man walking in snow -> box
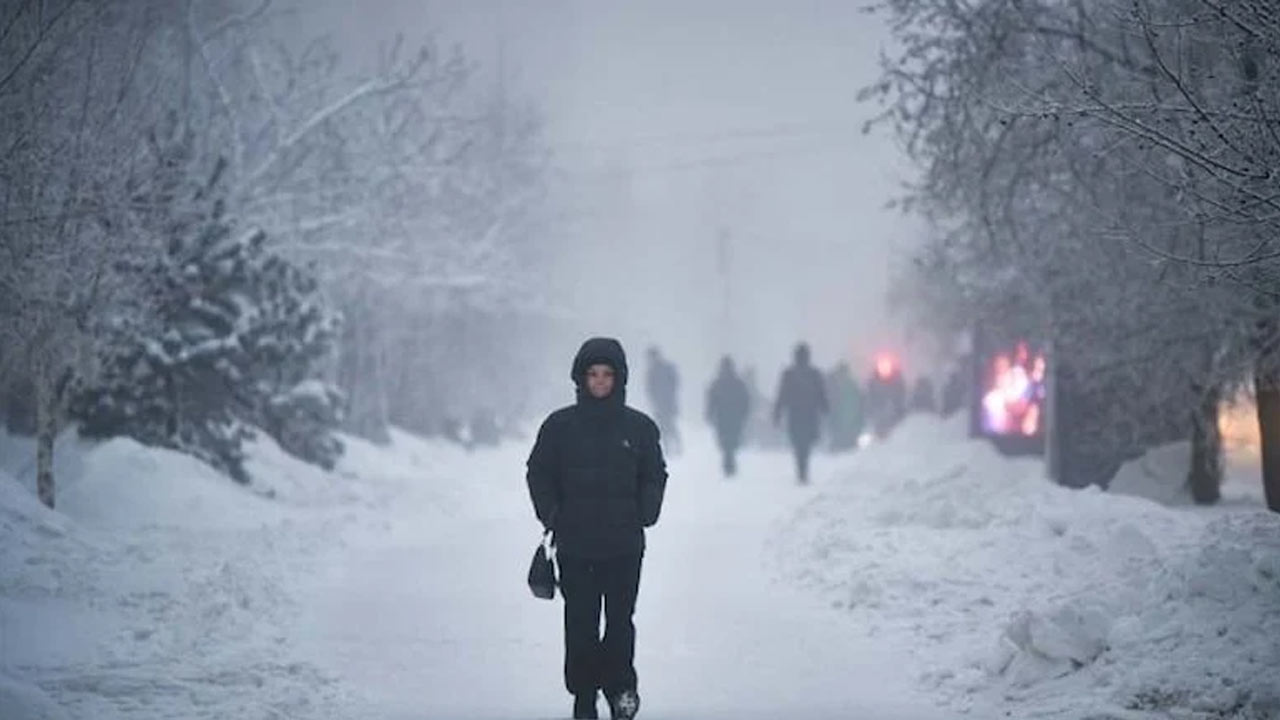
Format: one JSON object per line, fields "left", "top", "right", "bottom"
{"left": 527, "top": 337, "right": 669, "bottom": 720}
{"left": 706, "top": 355, "right": 751, "bottom": 477}
{"left": 644, "top": 346, "right": 682, "bottom": 455}
{"left": 773, "top": 342, "right": 828, "bottom": 483}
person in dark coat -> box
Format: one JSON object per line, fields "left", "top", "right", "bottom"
{"left": 909, "top": 376, "right": 938, "bottom": 414}
{"left": 644, "top": 346, "right": 682, "bottom": 455}
{"left": 772, "top": 342, "right": 828, "bottom": 483}
{"left": 941, "top": 358, "right": 970, "bottom": 418}
{"left": 705, "top": 356, "right": 751, "bottom": 477}
{"left": 824, "top": 361, "right": 865, "bottom": 452}
{"left": 865, "top": 356, "right": 908, "bottom": 438}
{"left": 527, "top": 337, "right": 668, "bottom": 720}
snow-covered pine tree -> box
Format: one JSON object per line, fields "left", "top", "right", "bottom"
{"left": 75, "top": 196, "right": 258, "bottom": 482}
{"left": 243, "top": 254, "right": 345, "bottom": 470}
{"left": 75, "top": 163, "right": 345, "bottom": 480}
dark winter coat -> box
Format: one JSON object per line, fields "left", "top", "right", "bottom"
{"left": 773, "top": 356, "right": 828, "bottom": 446}
{"left": 865, "top": 372, "right": 907, "bottom": 436}
{"left": 706, "top": 366, "right": 750, "bottom": 450}
{"left": 645, "top": 356, "right": 680, "bottom": 418}
{"left": 526, "top": 338, "right": 669, "bottom": 559}
{"left": 941, "top": 365, "right": 967, "bottom": 418}
{"left": 910, "top": 377, "right": 938, "bottom": 414}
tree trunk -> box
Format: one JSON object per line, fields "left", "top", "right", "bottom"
{"left": 35, "top": 378, "right": 56, "bottom": 510}
{"left": 338, "top": 300, "right": 390, "bottom": 443}
{"left": 3, "top": 379, "right": 38, "bottom": 436}
{"left": 1255, "top": 372, "right": 1280, "bottom": 513}
{"left": 1187, "top": 383, "right": 1222, "bottom": 505}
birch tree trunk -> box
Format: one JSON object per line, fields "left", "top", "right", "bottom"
{"left": 1255, "top": 369, "right": 1280, "bottom": 513}
{"left": 35, "top": 374, "right": 57, "bottom": 510}
{"left": 1187, "top": 382, "right": 1222, "bottom": 505}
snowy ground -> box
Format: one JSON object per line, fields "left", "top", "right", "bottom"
{"left": 0, "top": 424, "right": 952, "bottom": 719}
{"left": 775, "top": 415, "right": 1280, "bottom": 720}
{"left": 293, "top": 429, "right": 949, "bottom": 720}
{"left": 1, "top": 416, "right": 1276, "bottom": 719}
{"left": 0, "top": 429, "right": 378, "bottom": 720}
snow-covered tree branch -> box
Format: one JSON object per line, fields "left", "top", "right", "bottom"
{"left": 866, "top": 0, "right": 1280, "bottom": 508}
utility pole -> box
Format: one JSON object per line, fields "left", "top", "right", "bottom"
{"left": 716, "top": 226, "right": 733, "bottom": 354}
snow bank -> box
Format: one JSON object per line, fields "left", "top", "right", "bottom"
{"left": 0, "top": 427, "right": 407, "bottom": 719}
{"left": 0, "top": 422, "right": 500, "bottom": 719}
{"left": 0, "top": 429, "right": 90, "bottom": 498}
{"left": 62, "top": 435, "right": 289, "bottom": 530}
{"left": 1110, "top": 441, "right": 1268, "bottom": 509}
{"left": 0, "top": 466, "right": 101, "bottom": 604}
{"left": 0, "top": 672, "right": 68, "bottom": 720}
{"left": 1, "top": 428, "right": 303, "bottom": 530}
{"left": 776, "top": 415, "right": 1280, "bottom": 719}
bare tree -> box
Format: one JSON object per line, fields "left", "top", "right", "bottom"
{"left": 184, "top": 2, "right": 555, "bottom": 441}
{"left": 865, "top": 0, "right": 1277, "bottom": 504}
{"left": 1, "top": 1, "right": 179, "bottom": 507}
{"left": 1, "top": 0, "right": 557, "bottom": 510}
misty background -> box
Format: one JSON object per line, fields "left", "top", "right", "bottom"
{"left": 310, "top": 0, "right": 923, "bottom": 411}
{"left": 8, "top": 0, "right": 1280, "bottom": 505}
{"left": 4, "top": 2, "right": 1280, "bottom": 718}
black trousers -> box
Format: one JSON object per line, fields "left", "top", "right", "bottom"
{"left": 791, "top": 440, "right": 813, "bottom": 482}
{"left": 715, "top": 430, "right": 742, "bottom": 477}
{"left": 721, "top": 448, "right": 738, "bottom": 477}
{"left": 558, "top": 553, "right": 643, "bottom": 697}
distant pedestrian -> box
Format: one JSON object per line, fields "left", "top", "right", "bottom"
{"left": 909, "top": 377, "right": 938, "bottom": 414}
{"left": 825, "top": 361, "right": 865, "bottom": 452}
{"left": 865, "top": 355, "right": 907, "bottom": 438}
{"left": 706, "top": 356, "right": 751, "bottom": 477}
{"left": 773, "top": 343, "right": 828, "bottom": 483}
{"left": 645, "top": 346, "right": 682, "bottom": 455}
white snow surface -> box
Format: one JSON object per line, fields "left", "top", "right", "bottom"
{"left": 292, "top": 429, "right": 947, "bottom": 720}
{"left": 775, "top": 414, "right": 1280, "bottom": 719}
{"left": 0, "top": 429, "right": 367, "bottom": 719}
{"left": 1109, "top": 440, "right": 1268, "bottom": 510}
{"left": 1, "top": 416, "right": 1276, "bottom": 719}
{"left": 0, "top": 424, "right": 946, "bottom": 719}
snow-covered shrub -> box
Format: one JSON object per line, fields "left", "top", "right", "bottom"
{"left": 73, "top": 163, "right": 343, "bottom": 480}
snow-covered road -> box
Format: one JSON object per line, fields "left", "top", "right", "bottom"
{"left": 297, "top": 435, "right": 954, "bottom": 720}
{"left": 6, "top": 418, "right": 1272, "bottom": 720}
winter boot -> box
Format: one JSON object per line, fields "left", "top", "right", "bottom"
{"left": 573, "top": 692, "right": 599, "bottom": 719}
{"left": 607, "top": 689, "right": 640, "bottom": 720}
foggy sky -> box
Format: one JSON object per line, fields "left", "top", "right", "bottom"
{"left": 304, "top": 0, "right": 924, "bottom": 401}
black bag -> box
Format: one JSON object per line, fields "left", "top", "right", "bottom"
{"left": 527, "top": 531, "right": 557, "bottom": 600}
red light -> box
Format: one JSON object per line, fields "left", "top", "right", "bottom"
{"left": 874, "top": 353, "right": 898, "bottom": 379}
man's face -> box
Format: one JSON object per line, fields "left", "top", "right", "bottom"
{"left": 585, "top": 364, "right": 616, "bottom": 399}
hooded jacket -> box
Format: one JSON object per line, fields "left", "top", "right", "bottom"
{"left": 773, "top": 343, "right": 829, "bottom": 444}
{"left": 526, "top": 338, "right": 669, "bottom": 558}
{"left": 706, "top": 359, "right": 750, "bottom": 446}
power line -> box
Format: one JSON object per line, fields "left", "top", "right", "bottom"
{"left": 544, "top": 121, "right": 868, "bottom": 155}
{"left": 549, "top": 138, "right": 864, "bottom": 181}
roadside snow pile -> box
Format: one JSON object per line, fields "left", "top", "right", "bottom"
{"left": 0, "top": 429, "right": 383, "bottom": 719}
{"left": 59, "top": 435, "right": 289, "bottom": 529}
{"left": 775, "top": 414, "right": 1280, "bottom": 719}
{"left": 0, "top": 463, "right": 105, "bottom": 613}
{"left": 1110, "top": 441, "right": 1268, "bottom": 509}
{"left": 1, "top": 465, "right": 116, "bottom": 719}
{"left": 1098, "top": 515, "right": 1280, "bottom": 719}
{"left": 0, "top": 670, "right": 67, "bottom": 720}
